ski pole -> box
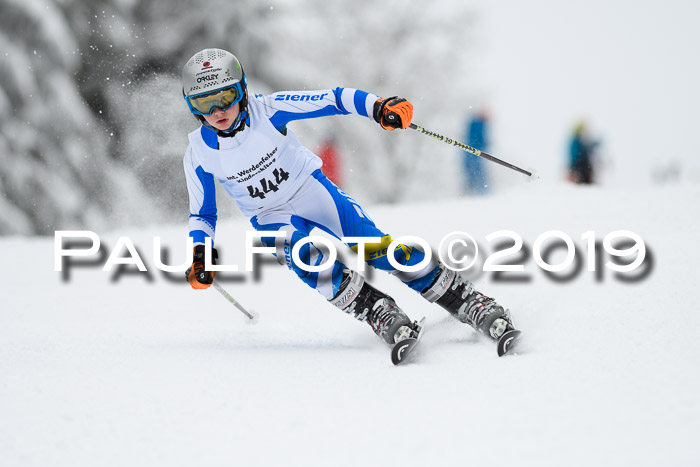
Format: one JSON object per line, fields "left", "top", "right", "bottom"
{"left": 409, "top": 123, "right": 535, "bottom": 178}
{"left": 212, "top": 281, "right": 258, "bottom": 324}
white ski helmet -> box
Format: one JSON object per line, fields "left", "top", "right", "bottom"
{"left": 182, "top": 48, "right": 248, "bottom": 134}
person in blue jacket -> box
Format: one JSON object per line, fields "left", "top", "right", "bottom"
{"left": 569, "top": 121, "right": 598, "bottom": 184}
{"left": 463, "top": 110, "right": 490, "bottom": 194}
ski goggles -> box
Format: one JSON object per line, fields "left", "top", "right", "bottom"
{"left": 185, "top": 83, "right": 244, "bottom": 116}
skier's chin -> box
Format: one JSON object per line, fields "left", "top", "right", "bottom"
{"left": 214, "top": 119, "right": 230, "bottom": 130}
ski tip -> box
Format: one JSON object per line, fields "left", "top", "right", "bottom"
{"left": 497, "top": 329, "right": 522, "bottom": 357}
{"left": 391, "top": 338, "right": 419, "bottom": 365}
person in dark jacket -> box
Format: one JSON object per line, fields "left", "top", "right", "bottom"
{"left": 569, "top": 121, "right": 598, "bottom": 184}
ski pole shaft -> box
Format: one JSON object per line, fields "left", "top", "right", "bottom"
{"left": 212, "top": 281, "right": 257, "bottom": 321}
{"left": 409, "top": 123, "right": 534, "bottom": 177}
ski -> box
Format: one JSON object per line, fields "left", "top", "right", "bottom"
{"left": 391, "top": 317, "right": 426, "bottom": 365}
{"left": 497, "top": 329, "right": 522, "bottom": 356}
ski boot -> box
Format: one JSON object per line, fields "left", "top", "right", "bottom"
{"left": 422, "top": 264, "right": 519, "bottom": 347}
{"left": 330, "top": 269, "right": 421, "bottom": 345}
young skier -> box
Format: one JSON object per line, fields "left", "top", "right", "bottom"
{"left": 182, "top": 48, "right": 516, "bottom": 352}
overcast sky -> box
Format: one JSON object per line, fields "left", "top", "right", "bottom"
{"left": 468, "top": 0, "right": 699, "bottom": 185}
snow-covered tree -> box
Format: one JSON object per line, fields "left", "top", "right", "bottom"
{"left": 0, "top": 0, "right": 478, "bottom": 235}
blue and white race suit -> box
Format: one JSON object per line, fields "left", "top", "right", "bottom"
{"left": 184, "top": 87, "right": 438, "bottom": 299}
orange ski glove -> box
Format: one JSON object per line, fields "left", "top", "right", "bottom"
{"left": 373, "top": 96, "right": 413, "bottom": 130}
{"left": 186, "top": 245, "right": 218, "bottom": 289}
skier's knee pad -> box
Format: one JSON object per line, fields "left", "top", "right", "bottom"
{"left": 358, "top": 235, "right": 439, "bottom": 290}
{"left": 356, "top": 235, "right": 407, "bottom": 271}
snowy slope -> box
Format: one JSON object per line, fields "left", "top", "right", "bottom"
{"left": 1, "top": 182, "right": 699, "bottom": 467}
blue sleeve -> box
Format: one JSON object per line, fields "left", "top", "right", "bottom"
{"left": 255, "top": 87, "right": 379, "bottom": 133}
{"left": 183, "top": 146, "right": 217, "bottom": 245}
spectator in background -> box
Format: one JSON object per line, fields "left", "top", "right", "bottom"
{"left": 318, "top": 137, "right": 343, "bottom": 187}
{"left": 463, "top": 110, "right": 490, "bottom": 195}
{"left": 568, "top": 121, "right": 599, "bottom": 184}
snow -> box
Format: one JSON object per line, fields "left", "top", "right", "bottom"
{"left": 2, "top": 0, "right": 700, "bottom": 464}
{"left": 2, "top": 182, "right": 699, "bottom": 466}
